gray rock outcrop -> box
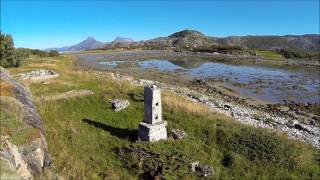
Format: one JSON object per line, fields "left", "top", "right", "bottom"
{"left": 0, "top": 67, "right": 52, "bottom": 179}
{"left": 17, "top": 69, "right": 58, "bottom": 81}
{"left": 171, "top": 129, "right": 187, "bottom": 140}
{"left": 111, "top": 99, "right": 129, "bottom": 111}
{"left": 190, "top": 161, "right": 214, "bottom": 177}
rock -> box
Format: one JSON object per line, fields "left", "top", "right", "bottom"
{"left": 1, "top": 136, "right": 33, "bottom": 179}
{"left": 190, "top": 161, "right": 214, "bottom": 177}
{"left": 111, "top": 99, "right": 129, "bottom": 111}
{"left": 278, "top": 106, "right": 290, "bottom": 112}
{"left": 224, "top": 104, "right": 231, "bottom": 110}
{"left": 0, "top": 66, "right": 11, "bottom": 80}
{"left": 190, "top": 161, "right": 199, "bottom": 172}
{"left": 17, "top": 69, "right": 59, "bottom": 81}
{"left": 0, "top": 157, "right": 24, "bottom": 180}
{"left": 0, "top": 67, "right": 52, "bottom": 178}
{"left": 171, "top": 129, "right": 187, "bottom": 140}
{"left": 198, "top": 165, "right": 214, "bottom": 177}
{"left": 287, "top": 120, "right": 299, "bottom": 127}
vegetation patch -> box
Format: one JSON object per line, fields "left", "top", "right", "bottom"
{"left": 118, "top": 145, "right": 191, "bottom": 179}
{"left": 256, "top": 50, "right": 283, "bottom": 60}
{"left": 11, "top": 128, "right": 41, "bottom": 145}
{"left": 0, "top": 80, "right": 13, "bottom": 97}
{"left": 0, "top": 96, "right": 42, "bottom": 146}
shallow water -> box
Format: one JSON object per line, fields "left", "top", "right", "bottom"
{"left": 84, "top": 56, "right": 320, "bottom": 104}
{"left": 97, "top": 61, "right": 126, "bottom": 67}
{"left": 139, "top": 60, "right": 320, "bottom": 103}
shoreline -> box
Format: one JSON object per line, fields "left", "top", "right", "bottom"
{"left": 76, "top": 49, "right": 320, "bottom": 67}
{"left": 74, "top": 50, "right": 320, "bottom": 148}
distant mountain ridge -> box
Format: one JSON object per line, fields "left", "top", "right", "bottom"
{"left": 45, "top": 30, "right": 320, "bottom": 52}
{"left": 46, "top": 37, "right": 105, "bottom": 52}
{"left": 144, "top": 30, "right": 320, "bottom": 51}
{"left": 113, "top": 36, "right": 134, "bottom": 43}
{"left": 46, "top": 36, "right": 135, "bottom": 52}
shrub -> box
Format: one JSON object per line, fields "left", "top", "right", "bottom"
{"left": 31, "top": 49, "right": 48, "bottom": 57}
{"left": 0, "top": 33, "right": 18, "bottom": 67}
{"left": 48, "top": 50, "right": 59, "bottom": 57}
{"left": 276, "top": 48, "right": 319, "bottom": 59}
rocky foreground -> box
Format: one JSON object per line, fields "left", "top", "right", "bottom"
{"left": 0, "top": 67, "right": 52, "bottom": 179}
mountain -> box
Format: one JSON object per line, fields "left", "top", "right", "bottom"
{"left": 144, "top": 30, "right": 217, "bottom": 48}
{"left": 46, "top": 37, "right": 105, "bottom": 52}
{"left": 100, "top": 36, "right": 135, "bottom": 49}
{"left": 46, "top": 30, "right": 319, "bottom": 52}
{"left": 143, "top": 30, "right": 320, "bottom": 51}
{"left": 113, "top": 36, "right": 134, "bottom": 44}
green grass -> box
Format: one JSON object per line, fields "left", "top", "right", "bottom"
{"left": 0, "top": 96, "right": 41, "bottom": 146}
{"left": 256, "top": 50, "right": 284, "bottom": 60}
{"left": 8, "top": 55, "right": 320, "bottom": 179}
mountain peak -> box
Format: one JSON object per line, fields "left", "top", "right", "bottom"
{"left": 84, "top": 36, "right": 97, "bottom": 42}
{"left": 113, "top": 36, "right": 133, "bottom": 43}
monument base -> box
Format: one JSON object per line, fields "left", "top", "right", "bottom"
{"left": 138, "top": 121, "right": 167, "bottom": 142}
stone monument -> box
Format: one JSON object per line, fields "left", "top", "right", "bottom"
{"left": 138, "top": 85, "right": 167, "bottom": 142}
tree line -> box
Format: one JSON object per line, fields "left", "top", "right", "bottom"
{"left": 0, "top": 32, "right": 59, "bottom": 68}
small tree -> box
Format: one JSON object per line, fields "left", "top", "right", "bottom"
{"left": 0, "top": 32, "right": 18, "bottom": 67}
{"left": 48, "top": 50, "right": 59, "bottom": 57}
{"left": 15, "top": 48, "right": 31, "bottom": 66}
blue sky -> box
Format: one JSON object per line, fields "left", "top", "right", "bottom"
{"left": 1, "top": 0, "right": 319, "bottom": 49}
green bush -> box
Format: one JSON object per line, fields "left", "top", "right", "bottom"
{"left": 48, "top": 50, "right": 59, "bottom": 57}
{"left": 276, "top": 48, "right": 319, "bottom": 59}
{"left": 0, "top": 32, "right": 19, "bottom": 67}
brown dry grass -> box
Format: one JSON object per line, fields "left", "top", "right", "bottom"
{"left": 163, "top": 92, "right": 211, "bottom": 115}
{"left": 0, "top": 81, "right": 13, "bottom": 97}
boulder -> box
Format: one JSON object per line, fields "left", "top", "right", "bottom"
{"left": 190, "top": 161, "right": 199, "bottom": 172}
{"left": 111, "top": 99, "right": 129, "bottom": 111}
{"left": 198, "top": 165, "right": 214, "bottom": 177}
{"left": 17, "top": 69, "right": 59, "bottom": 81}
{"left": 171, "top": 129, "right": 187, "bottom": 140}
{"left": 190, "top": 161, "right": 214, "bottom": 177}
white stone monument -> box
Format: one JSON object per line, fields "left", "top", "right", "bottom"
{"left": 138, "top": 85, "right": 167, "bottom": 142}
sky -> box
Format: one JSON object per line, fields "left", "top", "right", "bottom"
{"left": 1, "top": 0, "right": 319, "bottom": 49}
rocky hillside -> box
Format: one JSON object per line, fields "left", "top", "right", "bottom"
{"left": 144, "top": 30, "right": 319, "bottom": 51}
{"left": 144, "top": 30, "right": 217, "bottom": 48}
{"left": 219, "top": 34, "right": 320, "bottom": 51}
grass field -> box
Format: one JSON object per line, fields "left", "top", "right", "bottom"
{"left": 7, "top": 55, "right": 320, "bottom": 179}
{"left": 256, "top": 50, "right": 284, "bottom": 60}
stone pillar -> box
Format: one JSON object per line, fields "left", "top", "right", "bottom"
{"left": 138, "top": 85, "right": 167, "bottom": 142}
